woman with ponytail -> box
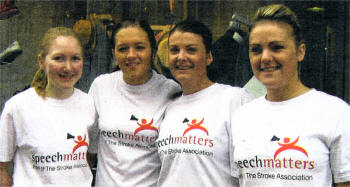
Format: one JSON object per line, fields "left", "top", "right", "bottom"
{"left": 0, "top": 27, "right": 96, "bottom": 187}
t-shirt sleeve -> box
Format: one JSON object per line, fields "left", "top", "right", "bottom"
{"left": 330, "top": 107, "right": 350, "bottom": 183}
{"left": 0, "top": 101, "right": 16, "bottom": 162}
{"left": 229, "top": 88, "right": 252, "bottom": 178}
{"left": 240, "top": 88, "right": 254, "bottom": 105}
{"left": 87, "top": 80, "right": 99, "bottom": 154}
{"left": 229, "top": 107, "right": 242, "bottom": 178}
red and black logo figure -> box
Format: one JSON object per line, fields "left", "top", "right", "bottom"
{"left": 183, "top": 118, "right": 208, "bottom": 136}
{"left": 274, "top": 136, "right": 308, "bottom": 159}
{"left": 131, "top": 115, "right": 158, "bottom": 135}
{"left": 67, "top": 133, "right": 89, "bottom": 153}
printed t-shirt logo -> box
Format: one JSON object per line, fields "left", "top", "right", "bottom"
{"left": 130, "top": 114, "right": 158, "bottom": 135}
{"left": 272, "top": 136, "right": 308, "bottom": 159}
{"left": 183, "top": 117, "right": 208, "bottom": 136}
{"left": 235, "top": 136, "right": 314, "bottom": 170}
{"left": 67, "top": 133, "right": 89, "bottom": 153}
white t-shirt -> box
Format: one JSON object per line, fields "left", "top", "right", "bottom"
{"left": 0, "top": 88, "right": 96, "bottom": 187}
{"left": 88, "top": 70, "right": 181, "bottom": 187}
{"left": 231, "top": 89, "right": 350, "bottom": 186}
{"left": 157, "top": 83, "right": 252, "bottom": 187}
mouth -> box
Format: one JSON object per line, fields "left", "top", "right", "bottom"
{"left": 126, "top": 62, "right": 141, "bottom": 67}
{"left": 259, "top": 65, "right": 281, "bottom": 72}
{"left": 174, "top": 63, "right": 194, "bottom": 70}
{"left": 59, "top": 73, "right": 75, "bottom": 81}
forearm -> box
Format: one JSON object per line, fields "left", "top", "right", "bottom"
{"left": 336, "top": 182, "right": 350, "bottom": 187}
{"left": 0, "top": 162, "right": 12, "bottom": 187}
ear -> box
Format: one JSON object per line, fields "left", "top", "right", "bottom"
{"left": 38, "top": 54, "right": 45, "bottom": 69}
{"left": 206, "top": 52, "right": 213, "bottom": 66}
{"left": 297, "top": 43, "right": 306, "bottom": 62}
{"left": 112, "top": 48, "right": 115, "bottom": 59}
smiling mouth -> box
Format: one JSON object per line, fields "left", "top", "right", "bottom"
{"left": 259, "top": 65, "right": 281, "bottom": 72}
{"left": 59, "top": 73, "right": 75, "bottom": 80}
{"left": 174, "top": 64, "right": 194, "bottom": 70}
{"left": 126, "top": 62, "right": 140, "bottom": 67}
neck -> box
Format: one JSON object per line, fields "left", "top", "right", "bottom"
{"left": 46, "top": 86, "right": 74, "bottom": 99}
{"left": 182, "top": 77, "right": 214, "bottom": 95}
{"left": 266, "top": 81, "right": 310, "bottom": 102}
{"left": 124, "top": 71, "right": 153, "bottom": 86}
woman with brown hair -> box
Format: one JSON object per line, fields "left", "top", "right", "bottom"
{"left": 230, "top": 4, "right": 350, "bottom": 186}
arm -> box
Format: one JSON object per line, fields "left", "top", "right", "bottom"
{"left": 335, "top": 182, "right": 350, "bottom": 187}
{"left": 0, "top": 162, "right": 12, "bottom": 187}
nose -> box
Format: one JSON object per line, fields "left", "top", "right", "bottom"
{"left": 261, "top": 49, "right": 273, "bottom": 63}
{"left": 127, "top": 48, "right": 137, "bottom": 59}
{"left": 64, "top": 60, "right": 74, "bottom": 71}
{"left": 177, "top": 49, "right": 186, "bottom": 61}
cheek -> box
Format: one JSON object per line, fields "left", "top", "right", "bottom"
{"left": 47, "top": 63, "right": 61, "bottom": 74}
{"left": 168, "top": 54, "right": 176, "bottom": 66}
{"left": 143, "top": 53, "right": 152, "bottom": 66}
{"left": 75, "top": 63, "right": 83, "bottom": 73}
{"left": 249, "top": 56, "right": 260, "bottom": 69}
{"left": 115, "top": 53, "right": 126, "bottom": 64}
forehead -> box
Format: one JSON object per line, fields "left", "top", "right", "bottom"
{"left": 169, "top": 31, "right": 204, "bottom": 45}
{"left": 249, "top": 21, "right": 295, "bottom": 43}
{"left": 48, "top": 36, "right": 81, "bottom": 51}
{"left": 115, "top": 26, "right": 149, "bottom": 44}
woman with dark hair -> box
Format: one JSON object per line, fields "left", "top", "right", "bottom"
{"left": 0, "top": 27, "right": 96, "bottom": 186}
{"left": 230, "top": 4, "right": 350, "bottom": 186}
{"left": 88, "top": 19, "right": 181, "bottom": 186}
{"left": 156, "top": 19, "right": 252, "bottom": 186}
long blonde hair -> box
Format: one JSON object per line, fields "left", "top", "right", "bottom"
{"left": 31, "top": 27, "right": 83, "bottom": 98}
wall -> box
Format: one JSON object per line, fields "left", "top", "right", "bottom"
{"left": 0, "top": 0, "right": 80, "bottom": 111}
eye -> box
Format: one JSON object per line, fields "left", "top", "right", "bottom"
{"left": 249, "top": 46, "right": 262, "bottom": 53}
{"left": 271, "top": 45, "right": 284, "bottom": 51}
{"left": 72, "top": 56, "right": 82, "bottom": 62}
{"left": 136, "top": 45, "right": 146, "bottom": 50}
{"left": 53, "top": 56, "right": 65, "bottom": 62}
{"left": 187, "top": 47, "right": 197, "bottom": 53}
{"left": 117, "top": 46, "right": 128, "bottom": 52}
{"left": 169, "top": 46, "right": 179, "bottom": 54}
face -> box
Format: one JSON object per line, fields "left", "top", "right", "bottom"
{"left": 39, "top": 36, "right": 83, "bottom": 92}
{"left": 168, "top": 31, "right": 212, "bottom": 86}
{"left": 114, "top": 26, "right": 153, "bottom": 85}
{"left": 249, "top": 21, "right": 305, "bottom": 90}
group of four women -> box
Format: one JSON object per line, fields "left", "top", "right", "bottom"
{"left": 1, "top": 4, "right": 349, "bottom": 187}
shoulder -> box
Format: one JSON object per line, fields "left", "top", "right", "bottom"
{"left": 308, "top": 89, "right": 350, "bottom": 111}
{"left": 154, "top": 72, "right": 179, "bottom": 86}
{"left": 74, "top": 88, "right": 92, "bottom": 99}
{"left": 91, "top": 71, "right": 119, "bottom": 85}
{"left": 153, "top": 72, "right": 182, "bottom": 93}
{"left": 232, "top": 95, "right": 264, "bottom": 116}
{"left": 89, "top": 71, "right": 119, "bottom": 93}
{"left": 5, "top": 87, "right": 37, "bottom": 105}
{"left": 2, "top": 88, "right": 37, "bottom": 113}
{"left": 72, "top": 88, "right": 95, "bottom": 111}
{"left": 214, "top": 83, "right": 253, "bottom": 101}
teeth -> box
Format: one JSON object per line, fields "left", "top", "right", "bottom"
{"left": 126, "top": 62, "right": 139, "bottom": 66}
{"left": 59, "top": 74, "right": 74, "bottom": 78}
{"left": 260, "top": 66, "right": 280, "bottom": 72}
{"left": 175, "top": 64, "right": 194, "bottom": 70}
